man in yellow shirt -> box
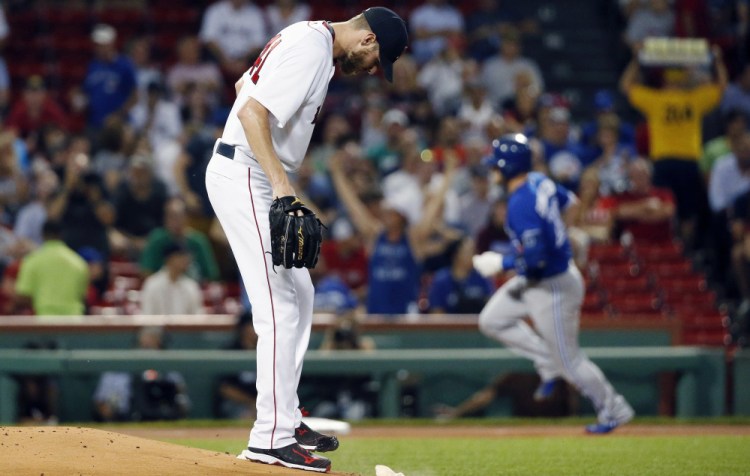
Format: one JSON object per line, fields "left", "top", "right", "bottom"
{"left": 15, "top": 220, "right": 89, "bottom": 316}
{"left": 619, "top": 47, "right": 728, "bottom": 248}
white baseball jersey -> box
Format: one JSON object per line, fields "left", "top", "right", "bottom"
{"left": 221, "top": 21, "right": 335, "bottom": 172}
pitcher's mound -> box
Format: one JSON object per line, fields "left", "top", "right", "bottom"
{"left": 0, "top": 426, "right": 352, "bottom": 475}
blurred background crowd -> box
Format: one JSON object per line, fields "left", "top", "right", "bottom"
{"left": 0, "top": 0, "right": 748, "bottom": 352}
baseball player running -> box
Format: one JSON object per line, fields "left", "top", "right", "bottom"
{"left": 205, "top": 7, "right": 408, "bottom": 473}
{"left": 472, "top": 134, "right": 634, "bottom": 434}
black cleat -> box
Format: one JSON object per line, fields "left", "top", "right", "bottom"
{"left": 295, "top": 421, "right": 340, "bottom": 452}
{"left": 238, "top": 443, "right": 331, "bottom": 473}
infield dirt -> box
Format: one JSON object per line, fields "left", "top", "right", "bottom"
{"left": 2, "top": 424, "right": 749, "bottom": 475}
{"left": 0, "top": 426, "right": 356, "bottom": 476}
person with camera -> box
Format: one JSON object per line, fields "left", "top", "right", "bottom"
{"left": 92, "top": 326, "right": 190, "bottom": 422}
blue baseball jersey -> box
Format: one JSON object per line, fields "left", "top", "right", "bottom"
{"left": 503, "top": 172, "right": 576, "bottom": 280}
{"left": 366, "top": 232, "right": 420, "bottom": 314}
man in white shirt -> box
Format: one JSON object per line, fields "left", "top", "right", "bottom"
{"left": 139, "top": 242, "right": 203, "bottom": 315}
{"left": 709, "top": 132, "right": 750, "bottom": 214}
{"left": 480, "top": 29, "right": 544, "bottom": 107}
{"left": 199, "top": 0, "right": 268, "bottom": 76}
{"left": 409, "top": 0, "right": 464, "bottom": 64}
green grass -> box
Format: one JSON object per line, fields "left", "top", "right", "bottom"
{"left": 165, "top": 434, "right": 750, "bottom": 476}
{"left": 86, "top": 416, "right": 750, "bottom": 429}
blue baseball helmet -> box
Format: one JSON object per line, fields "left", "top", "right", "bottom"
{"left": 487, "top": 134, "right": 532, "bottom": 180}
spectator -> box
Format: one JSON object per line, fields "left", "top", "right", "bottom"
{"left": 14, "top": 167, "right": 59, "bottom": 246}
{"left": 721, "top": 64, "right": 750, "bottom": 121}
{"left": 475, "top": 198, "right": 512, "bottom": 254}
{"left": 409, "top": 0, "right": 465, "bottom": 65}
{"left": 457, "top": 165, "right": 497, "bottom": 238}
{"left": 730, "top": 189, "right": 750, "bottom": 323}
{"left": 79, "top": 24, "right": 138, "bottom": 132}
{"left": 199, "top": 0, "right": 267, "bottom": 76}
{"left": 265, "top": 0, "right": 311, "bottom": 35}
{"left": 93, "top": 326, "right": 190, "bottom": 421}
{"left": 0, "top": 4, "right": 9, "bottom": 115}
{"left": 501, "top": 71, "right": 540, "bottom": 135}
{"left": 311, "top": 255, "right": 363, "bottom": 325}
{"left": 619, "top": 48, "right": 728, "bottom": 247}
{"left": 702, "top": 109, "right": 747, "bottom": 178}
{"left": 590, "top": 113, "right": 636, "bottom": 196}
{"left": 130, "top": 80, "right": 183, "bottom": 150}
{"left": 5, "top": 76, "right": 69, "bottom": 138}
{"left": 0, "top": 130, "right": 29, "bottom": 220}
{"left": 166, "top": 36, "right": 223, "bottom": 109}
{"left": 386, "top": 54, "right": 430, "bottom": 121}
{"left": 366, "top": 109, "right": 409, "bottom": 177}
{"left": 126, "top": 36, "right": 163, "bottom": 103}
{"left": 330, "top": 145, "right": 458, "bottom": 315}
{"left": 47, "top": 152, "right": 115, "bottom": 261}
{"left": 140, "top": 242, "right": 203, "bottom": 315}
{"left": 216, "top": 309, "right": 258, "bottom": 419}
{"left": 579, "top": 89, "right": 636, "bottom": 153}
{"left": 417, "top": 39, "right": 470, "bottom": 116}
{"left": 428, "top": 237, "right": 493, "bottom": 314}
{"left": 14, "top": 220, "right": 89, "bottom": 316}
{"left": 465, "top": 0, "right": 537, "bottom": 62}
{"left": 624, "top": 0, "right": 675, "bottom": 52}
{"left": 609, "top": 158, "right": 676, "bottom": 243}
{"left": 310, "top": 113, "right": 352, "bottom": 175}
{"left": 458, "top": 81, "right": 496, "bottom": 142}
{"left": 570, "top": 168, "right": 615, "bottom": 243}
{"left": 140, "top": 198, "right": 220, "bottom": 282}
{"left": 708, "top": 132, "right": 750, "bottom": 213}
{"left": 480, "top": 28, "right": 544, "bottom": 108}
{"left": 429, "top": 116, "right": 469, "bottom": 167}
{"left": 320, "top": 218, "right": 369, "bottom": 297}
{"left": 90, "top": 118, "right": 130, "bottom": 194}
{"left": 77, "top": 246, "right": 105, "bottom": 310}
{"left": 110, "top": 155, "right": 168, "bottom": 257}
{"left": 539, "top": 107, "right": 588, "bottom": 191}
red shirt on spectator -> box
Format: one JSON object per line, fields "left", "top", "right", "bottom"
{"left": 605, "top": 188, "right": 676, "bottom": 243}
{"left": 321, "top": 241, "right": 368, "bottom": 292}
{"left": 6, "top": 96, "right": 69, "bottom": 137}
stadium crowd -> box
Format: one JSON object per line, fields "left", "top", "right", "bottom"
{"left": 0, "top": 0, "right": 748, "bottom": 345}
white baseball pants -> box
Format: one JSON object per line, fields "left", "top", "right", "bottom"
{"left": 479, "top": 265, "right": 629, "bottom": 422}
{"left": 206, "top": 150, "right": 313, "bottom": 449}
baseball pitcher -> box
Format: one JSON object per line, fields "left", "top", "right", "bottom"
{"left": 205, "top": 7, "right": 408, "bottom": 472}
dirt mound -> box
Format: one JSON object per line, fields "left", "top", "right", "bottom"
{"left": 0, "top": 426, "right": 352, "bottom": 475}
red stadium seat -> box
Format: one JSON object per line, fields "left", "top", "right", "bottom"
{"left": 607, "top": 292, "right": 663, "bottom": 317}
{"left": 582, "top": 292, "right": 605, "bottom": 312}
{"left": 645, "top": 261, "right": 694, "bottom": 278}
{"left": 588, "top": 243, "right": 629, "bottom": 264}
{"left": 657, "top": 275, "right": 709, "bottom": 294}
{"left": 633, "top": 241, "right": 684, "bottom": 264}
{"left": 598, "top": 274, "right": 652, "bottom": 294}
{"left": 595, "top": 261, "right": 641, "bottom": 280}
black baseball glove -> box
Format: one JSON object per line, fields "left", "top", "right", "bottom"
{"left": 269, "top": 196, "right": 324, "bottom": 269}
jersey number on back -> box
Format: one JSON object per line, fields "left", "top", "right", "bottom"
{"left": 248, "top": 34, "right": 282, "bottom": 85}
